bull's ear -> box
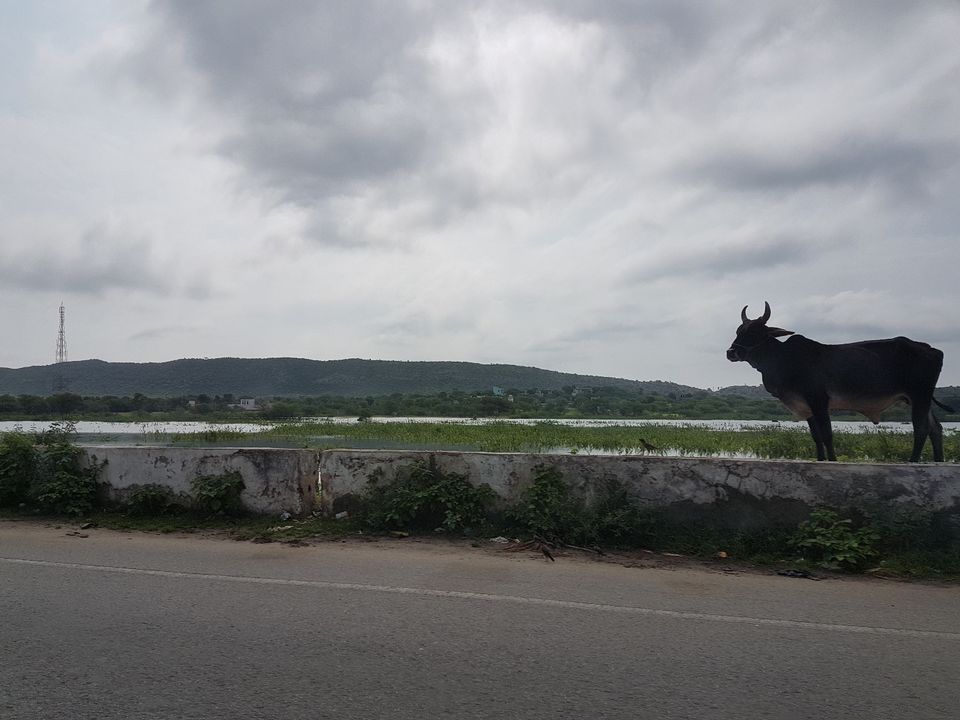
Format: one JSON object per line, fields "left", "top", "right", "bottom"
{"left": 766, "top": 327, "right": 794, "bottom": 338}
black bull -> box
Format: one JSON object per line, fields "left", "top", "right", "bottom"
{"left": 727, "top": 303, "right": 951, "bottom": 462}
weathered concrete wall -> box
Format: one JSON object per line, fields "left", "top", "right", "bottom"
{"left": 79, "top": 446, "right": 959, "bottom": 526}
{"left": 82, "top": 447, "right": 318, "bottom": 517}
{"left": 319, "top": 450, "right": 960, "bottom": 529}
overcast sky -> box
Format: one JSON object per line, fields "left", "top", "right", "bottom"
{"left": 2, "top": 0, "right": 959, "bottom": 388}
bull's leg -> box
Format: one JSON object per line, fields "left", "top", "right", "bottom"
{"left": 810, "top": 403, "right": 836, "bottom": 461}
{"left": 822, "top": 421, "right": 837, "bottom": 462}
{"left": 909, "top": 400, "right": 933, "bottom": 462}
{"left": 806, "top": 418, "right": 826, "bottom": 461}
{"left": 929, "top": 410, "right": 944, "bottom": 462}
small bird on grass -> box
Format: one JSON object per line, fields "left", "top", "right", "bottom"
{"left": 639, "top": 438, "right": 660, "bottom": 453}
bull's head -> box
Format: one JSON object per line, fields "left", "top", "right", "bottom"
{"left": 726, "top": 301, "right": 794, "bottom": 362}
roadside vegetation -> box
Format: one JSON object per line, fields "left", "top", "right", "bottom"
{"left": 0, "top": 422, "right": 105, "bottom": 516}
{"left": 2, "top": 426, "right": 958, "bottom": 579}
{"left": 349, "top": 461, "right": 959, "bottom": 578}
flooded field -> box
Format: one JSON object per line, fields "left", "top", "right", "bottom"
{"left": 2, "top": 417, "right": 957, "bottom": 461}
{"left": 4, "top": 417, "right": 957, "bottom": 436}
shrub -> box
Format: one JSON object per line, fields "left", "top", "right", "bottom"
{"left": 126, "top": 484, "right": 180, "bottom": 516}
{"left": 790, "top": 508, "right": 880, "bottom": 571}
{"left": 507, "top": 465, "right": 586, "bottom": 543}
{"left": 507, "top": 468, "right": 655, "bottom": 547}
{"left": 0, "top": 431, "right": 36, "bottom": 507}
{"left": 359, "top": 456, "right": 494, "bottom": 533}
{"left": 588, "top": 478, "right": 657, "bottom": 547}
{"left": 32, "top": 422, "right": 105, "bottom": 516}
{"left": 191, "top": 470, "right": 246, "bottom": 515}
{"left": 864, "top": 506, "right": 937, "bottom": 552}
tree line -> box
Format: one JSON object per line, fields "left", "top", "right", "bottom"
{"left": 3, "top": 385, "right": 957, "bottom": 421}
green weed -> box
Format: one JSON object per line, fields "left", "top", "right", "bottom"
{"left": 790, "top": 508, "right": 881, "bottom": 571}
{"left": 507, "top": 466, "right": 587, "bottom": 543}
{"left": 126, "top": 484, "right": 182, "bottom": 516}
{"left": 191, "top": 470, "right": 246, "bottom": 516}
{"left": 32, "top": 422, "right": 105, "bottom": 516}
{"left": 359, "top": 456, "right": 495, "bottom": 533}
{"left": 0, "top": 430, "right": 36, "bottom": 507}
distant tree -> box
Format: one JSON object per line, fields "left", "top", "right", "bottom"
{"left": 263, "top": 401, "right": 298, "bottom": 419}
{"left": 479, "top": 396, "right": 510, "bottom": 415}
{"left": 49, "top": 393, "right": 84, "bottom": 415}
{"left": 107, "top": 396, "right": 134, "bottom": 412}
{"left": 18, "top": 395, "right": 48, "bottom": 415}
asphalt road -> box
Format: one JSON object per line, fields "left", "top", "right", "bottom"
{"left": 1, "top": 521, "right": 958, "bottom": 720}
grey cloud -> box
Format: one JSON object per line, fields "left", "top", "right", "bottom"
{"left": 375, "top": 315, "right": 432, "bottom": 342}
{"left": 787, "top": 319, "right": 896, "bottom": 343}
{"left": 684, "top": 137, "right": 959, "bottom": 196}
{"left": 532, "top": 317, "right": 672, "bottom": 355}
{"left": 0, "top": 224, "right": 171, "bottom": 296}
{"left": 153, "top": 1, "right": 435, "bottom": 109}
{"left": 375, "top": 309, "right": 479, "bottom": 344}
{"left": 796, "top": 318, "right": 960, "bottom": 348}
{"left": 759, "top": 290, "right": 960, "bottom": 348}
{"left": 551, "top": 0, "right": 720, "bottom": 57}
{"left": 141, "top": 1, "right": 440, "bottom": 200}
{"left": 125, "top": 2, "right": 642, "bottom": 246}
{"left": 124, "top": 1, "right": 960, "bottom": 224}
{"left": 624, "top": 236, "right": 813, "bottom": 284}
{"left": 219, "top": 113, "right": 430, "bottom": 203}
{"left": 128, "top": 325, "right": 199, "bottom": 342}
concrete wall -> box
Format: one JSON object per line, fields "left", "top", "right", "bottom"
{"left": 319, "top": 450, "right": 960, "bottom": 529}
{"left": 81, "top": 446, "right": 960, "bottom": 527}
{"left": 82, "top": 447, "right": 318, "bottom": 517}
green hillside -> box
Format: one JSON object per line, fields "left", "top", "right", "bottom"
{"left": 0, "top": 357, "right": 700, "bottom": 398}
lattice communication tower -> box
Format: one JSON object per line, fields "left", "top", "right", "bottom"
{"left": 56, "top": 302, "right": 67, "bottom": 364}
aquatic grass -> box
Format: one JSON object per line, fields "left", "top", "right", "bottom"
{"left": 162, "top": 420, "right": 959, "bottom": 462}
{"left": 167, "top": 427, "right": 264, "bottom": 445}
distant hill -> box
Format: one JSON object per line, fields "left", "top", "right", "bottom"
{"left": 0, "top": 358, "right": 703, "bottom": 398}
{"left": 714, "top": 385, "right": 773, "bottom": 399}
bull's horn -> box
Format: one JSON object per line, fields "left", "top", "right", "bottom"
{"left": 741, "top": 305, "right": 749, "bottom": 323}
{"left": 760, "top": 301, "right": 771, "bottom": 323}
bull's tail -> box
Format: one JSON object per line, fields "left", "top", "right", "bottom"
{"left": 933, "top": 397, "right": 956, "bottom": 413}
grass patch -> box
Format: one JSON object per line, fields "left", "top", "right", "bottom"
{"left": 874, "top": 550, "right": 960, "bottom": 579}
{"left": 19, "top": 509, "right": 356, "bottom": 541}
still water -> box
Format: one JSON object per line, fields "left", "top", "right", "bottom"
{"left": 2, "top": 417, "right": 957, "bottom": 438}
